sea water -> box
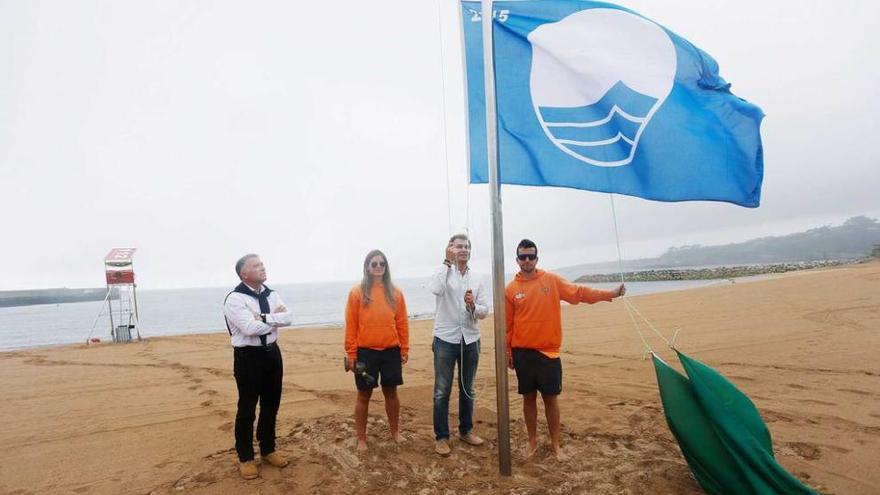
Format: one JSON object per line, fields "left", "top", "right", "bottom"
{"left": 0, "top": 276, "right": 721, "bottom": 351}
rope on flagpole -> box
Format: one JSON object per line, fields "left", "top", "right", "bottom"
{"left": 624, "top": 294, "right": 653, "bottom": 356}
{"left": 624, "top": 298, "right": 674, "bottom": 348}
{"left": 608, "top": 192, "right": 627, "bottom": 288}
{"left": 435, "top": 0, "right": 453, "bottom": 235}
{"left": 608, "top": 193, "right": 653, "bottom": 354}
{"left": 608, "top": 193, "right": 655, "bottom": 354}
{"left": 608, "top": 193, "right": 679, "bottom": 353}
{"left": 465, "top": 180, "right": 471, "bottom": 236}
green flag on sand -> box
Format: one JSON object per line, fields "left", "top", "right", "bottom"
{"left": 652, "top": 351, "right": 818, "bottom": 494}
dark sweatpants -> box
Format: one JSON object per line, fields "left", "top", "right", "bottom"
{"left": 233, "top": 343, "right": 283, "bottom": 462}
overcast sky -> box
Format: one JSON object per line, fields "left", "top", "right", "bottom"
{"left": 1, "top": 0, "right": 878, "bottom": 290}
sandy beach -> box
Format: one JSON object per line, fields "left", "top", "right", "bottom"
{"left": 0, "top": 261, "right": 877, "bottom": 494}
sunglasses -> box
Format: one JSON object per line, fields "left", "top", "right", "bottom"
{"left": 370, "top": 261, "right": 387, "bottom": 268}
{"left": 517, "top": 254, "right": 537, "bottom": 261}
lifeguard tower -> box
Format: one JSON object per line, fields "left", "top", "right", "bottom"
{"left": 86, "top": 248, "right": 141, "bottom": 344}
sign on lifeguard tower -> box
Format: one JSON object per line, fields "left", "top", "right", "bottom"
{"left": 105, "top": 248, "right": 136, "bottom": 285}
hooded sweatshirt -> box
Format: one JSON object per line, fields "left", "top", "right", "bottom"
{"left": 345, "top": 282, "right": 409, "bottom": 361}
{"left": 504, "top": 269, "right": 616, "bottom": 358}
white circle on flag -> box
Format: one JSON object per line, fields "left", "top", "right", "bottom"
{"left": 528, "top": 8, "right": 677, "bottom": 167}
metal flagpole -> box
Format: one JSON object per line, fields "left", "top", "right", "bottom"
{"left": 481, "top": 0, "right": 511, "bottom": 476}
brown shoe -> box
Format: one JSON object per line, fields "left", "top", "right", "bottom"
{"left": 435, "top": 439, "right": 451, "bottom": 456}
{"left": 460, "top": 432, "right": 485, "bottom": 446}
{"left": 262, "top": 451, "right": 289, "bottom": 468}
{"left": 239, "top": 461, "right": 259, "bottom": 480}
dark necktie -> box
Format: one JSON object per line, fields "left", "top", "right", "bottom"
{"left": 256, "top": 291, "right": 270, "bottom": 347}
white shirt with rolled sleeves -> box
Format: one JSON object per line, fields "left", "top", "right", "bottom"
{"left": 428, "top": 264, "right": 489, "bottom": 345}
{"left": 223, "top": 287, "right": 292, "bottom": 348}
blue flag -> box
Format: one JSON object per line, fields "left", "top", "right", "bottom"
{"left": 462, "top": 1, "right": 765, "bottom": 207}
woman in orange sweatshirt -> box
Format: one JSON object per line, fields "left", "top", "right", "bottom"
{"left": 344, "top": 249, "right": 409, "bottom": 451}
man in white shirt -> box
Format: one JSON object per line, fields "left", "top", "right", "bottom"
{"left": 428, "top": 234, "right": 489, "bottom": 456}
{"left": 223, "top": 254, "right": 292, "bottom": 480}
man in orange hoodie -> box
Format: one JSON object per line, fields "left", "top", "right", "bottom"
{"left": 505, "top": 239, "right": 625, "bottom": 459}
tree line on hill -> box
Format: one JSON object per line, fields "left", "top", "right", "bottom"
{"left": 555, "top": 216, "right": 880, "bottom": 281}
{"left": 654, "top": 216, "right": 880, "bottom": 267}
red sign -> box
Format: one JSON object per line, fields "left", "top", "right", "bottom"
{"left": 106, "top": 271, "right": 135, "bottom": 285}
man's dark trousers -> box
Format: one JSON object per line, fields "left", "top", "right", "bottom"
{"left": 233, "top": 343, "right": 283, "bottom": 462}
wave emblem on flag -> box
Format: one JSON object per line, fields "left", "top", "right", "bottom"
{"left": 528, "top": 9, "right": 677, "bottom": 167}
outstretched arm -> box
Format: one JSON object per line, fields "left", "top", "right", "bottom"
{"left": 556, "top": 275, "right": 621, "bottom": 305}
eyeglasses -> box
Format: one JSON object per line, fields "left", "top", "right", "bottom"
{"left": 517, "top": 254, "right": 537, "bottom": 261}
{"left": 370, "top": 261, "right": 387, "bottom": 268}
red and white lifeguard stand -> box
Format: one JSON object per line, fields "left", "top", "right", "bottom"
{"left": 88, "top": 248, "right": 142, "bottom": 344}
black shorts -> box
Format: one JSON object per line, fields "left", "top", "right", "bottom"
{"left": 512, "top": 348, "right": 562, "bottom": 395}
{"left": 355, "top": 346, "right": 403, "bottom": 390}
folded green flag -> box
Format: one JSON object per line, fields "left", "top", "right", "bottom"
{"left": 652, "top": 352, "right": 818, "bottom": 494}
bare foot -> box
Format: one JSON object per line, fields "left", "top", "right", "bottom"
{"left": 391, "top": 432, "right": 405, "bottom": 444}
{"left": 525, "top": 441, "right": 539, "bottom": 458}
{"left": 356, "top": 439, "right": 368, "bottom": 452}
{"left": 551, "top": 447, "right": 568, "bottom": 462}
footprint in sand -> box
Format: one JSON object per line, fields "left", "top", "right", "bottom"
{"left": 174, "top": 471, "right": 219, "bottom": 490}
{"left": 319, "top": 444, "right": 360, "bottom": 470}
{"left": 780, "top": 442, "right": 822, "bottom": 461}
{"left": 728, "top": 375, "right": 755, "bottom": 382}
{"left": 762, "top": 410, "right": 794, "bottom": 423}
{"left": 837, "top": 388, "right": 872, "bottom": 396}
{"left": 795, "top": 398, "right": 837, "bottom": 406}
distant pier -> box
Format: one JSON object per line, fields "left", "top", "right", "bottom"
{"left": 0, "top": 288, "right": 115, "bottom": 308}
